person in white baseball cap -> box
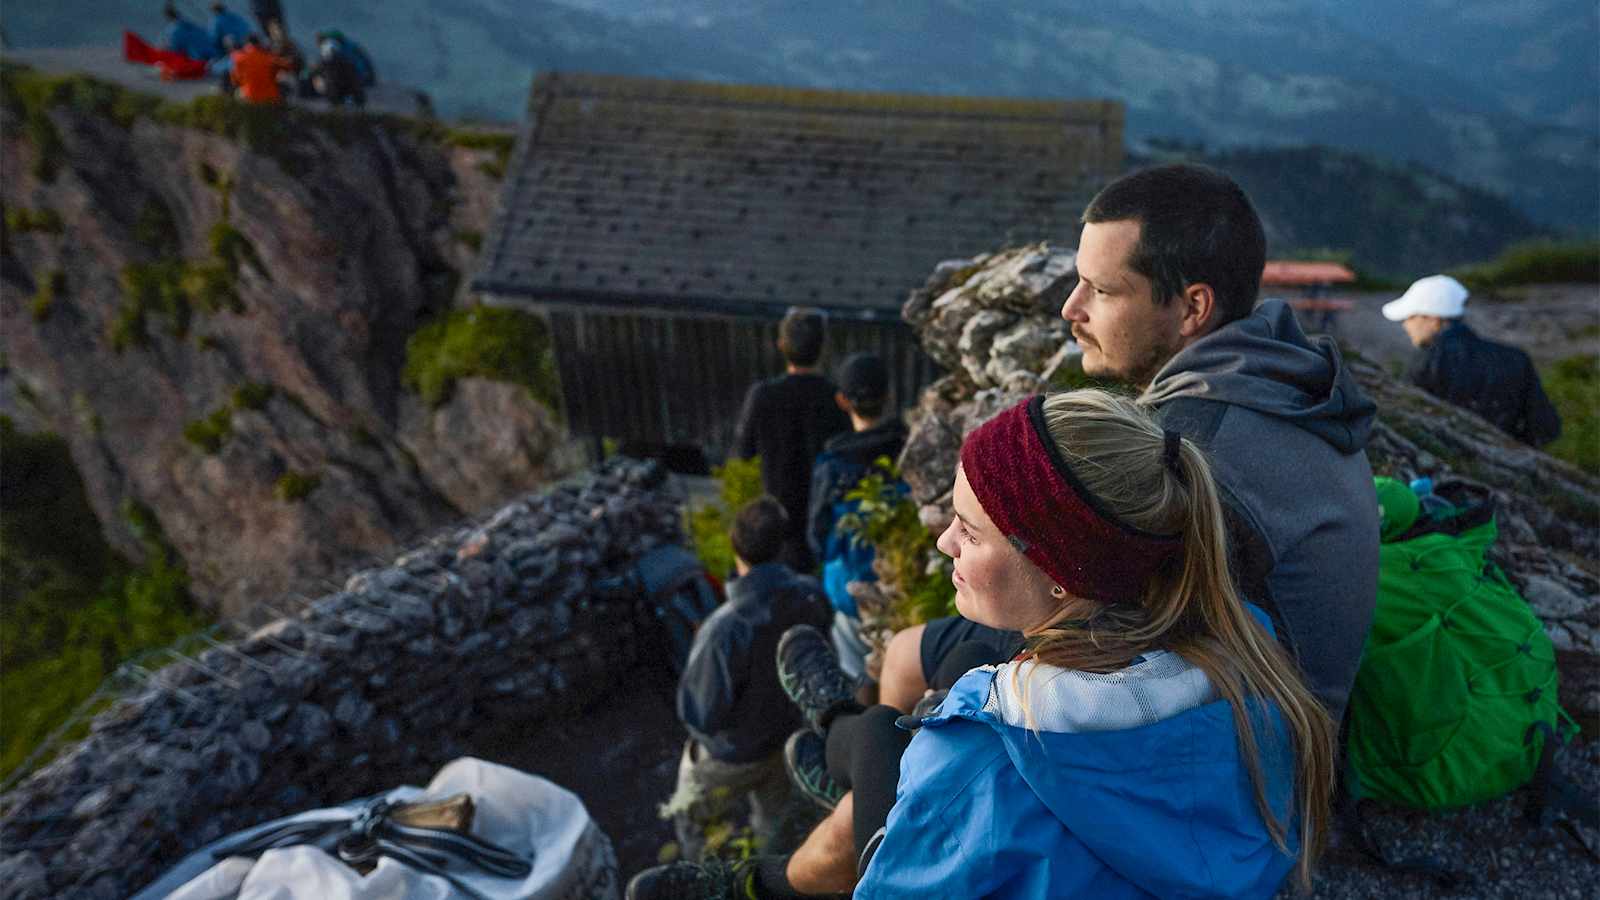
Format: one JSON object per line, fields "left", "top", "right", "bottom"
{"left": 1381, "top": 274, "right": 1469, "bottom": 348}
{"left": 1384, "top": 274, "right": 1561, "bottom": 446}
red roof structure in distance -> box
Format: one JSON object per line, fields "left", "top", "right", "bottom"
{"left": 1261, "top": 261, "right": 1358, "bottom": 287}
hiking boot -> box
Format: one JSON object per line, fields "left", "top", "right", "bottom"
{"left": 776, "top": 625, "right": 862, "bottom": 734}
{"left": 625, "top": 858, "right": 757, "bottom": 900}
{"left": 784, "top": 729, "right": 845, "bottom": 811}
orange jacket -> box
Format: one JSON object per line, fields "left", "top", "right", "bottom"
{"left": 230, "top": 45, "right": 291, "bottom": 103}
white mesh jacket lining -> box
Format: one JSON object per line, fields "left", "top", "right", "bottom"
{"left": 980, "top": 650, "right": 1217, "bottom": 733}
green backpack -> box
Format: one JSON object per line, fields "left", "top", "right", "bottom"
{"left": 1346, "top": 478, "right": 1577, "bottom": 809}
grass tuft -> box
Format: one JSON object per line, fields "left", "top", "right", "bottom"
{"left": 401, "top": 305, "right": 561, "bottom": 409}
{"left": 274, "top": 470, "right": 321, "bottom": 502}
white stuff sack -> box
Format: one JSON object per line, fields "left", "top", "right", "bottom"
{"left": 136, "top": 757, "right": 619, "bottom": 900}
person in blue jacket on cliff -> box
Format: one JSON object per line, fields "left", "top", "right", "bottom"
{"left": 628, "top": 389, "right": 1337, "bottom": 898}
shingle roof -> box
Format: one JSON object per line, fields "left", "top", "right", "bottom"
{"left": 473, "top": 72, "right": 1122, "bottom": 320}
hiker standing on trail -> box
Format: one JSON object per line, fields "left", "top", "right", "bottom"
{"left": 229, "top": 34, "right": 292, "bottom": 104}
{"left": 160, "top": 3, "right": 217, "bottom": 62}
{"left": 805, "top": 352, "right": 907, "bottom": 681}
{"left": 1383, "top": 274, "right": 1561, "bottom": 447}
{"left": 732, "top": 307, "right": 852, "bottom": 574}
{"left": 630, "top": 391, "right": 1337, "bottom": 898}
{"left": 664, "top": 497, "right": 831, "bottom": 861}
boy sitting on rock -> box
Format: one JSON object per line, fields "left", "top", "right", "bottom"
{"left": 661, "top": 496, "right": 831, "bottom": 859}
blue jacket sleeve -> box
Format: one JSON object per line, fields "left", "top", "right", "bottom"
{"left": 855, "top": 736, "right": 1013, "bottom": 899}
{"left": 807, "top": 457, "right": 838, "bottom": 559}
{"left": 675, "top": 617, "right": 746, "bottom": 745}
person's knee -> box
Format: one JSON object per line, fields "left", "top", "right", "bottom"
{"left": 786, "top": 794, "right": 857, "bottom": 894}
{"left": 878, "top": 624, "right": 928, "bottom": 713}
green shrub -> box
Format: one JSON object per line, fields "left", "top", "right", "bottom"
{"left": 182, "top": 260, "right": 242, "bottom": 314}
{"left": 196, "top": 334, "right": 222, "bottom": 351}
{"left": 30, "top": 269, "right": 64, "bottom": 322}
{"left": 132, "top": 197, "right": 179, "bottom": 255}
{"left": 1452, "top": 239, "right": 1600, "bottom": 291}
{"left": 445, "top": 129, "right": 514, "bottom": 180}
{"left": 0, "top": 421, "right": 203, "bottom": 779}
{"left": 5, "top": 206, "right": 63, "bottom": 234}
{"left": 231, "top": 382, "right": 275, "bottom": 411}
{"left": 208, "top": 221, "right": 263, "bottom": 278}
{"left": 836, "top": 461, "right": 954, "bottom": 628}
{"left": 686, "top": 456, "right": 765, "bottom": 578}
{"left": 182, "top": 406, "right": 232, "bottom": 454}
{"left": 455, "top": 229, "right": 483, "bottom": 252}
{"left": 1542, "top": 354, "right": 1600, "bottom": 476}
{"left": 402, "top": 305, "right": 561, "bottom": 409}
{"left": 116, "top": 261, "right": 191, "bottom": 345}
{"left": 274, "top": 470, "right": 321, "bottom": 502}
{"left": 113, "top": 251, "right": 246, "bottom": 351}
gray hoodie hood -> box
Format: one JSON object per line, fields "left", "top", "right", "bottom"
{"left": 1141, "top": 299, "right": 1375, "bottom": 454}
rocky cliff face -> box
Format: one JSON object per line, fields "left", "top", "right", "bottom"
{"left": 1, "top": 75, "right": 570, "bottom": 618}
{"left": 895, "top": 244, "right": 1600, "bottom": 717}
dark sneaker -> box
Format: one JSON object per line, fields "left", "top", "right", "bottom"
{"left": 625, "top": 858, "right": 757, "bottom": 900}
{"left": 784, "top": 729, "right": 845, "bottom": 811}
{"left": 776, "top": 625, "right": 861, "bottom": 734}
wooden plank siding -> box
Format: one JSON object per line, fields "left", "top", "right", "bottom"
{"left": 524, "top": 302, "right": 939, "bottom": 460}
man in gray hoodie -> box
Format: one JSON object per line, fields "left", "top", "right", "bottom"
{"left": 886, "top": 163, "right": 1379, "bottom": 731}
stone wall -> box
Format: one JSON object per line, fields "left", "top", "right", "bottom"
{"left": 0, "top": 458, "right": 683, "bottom": 900}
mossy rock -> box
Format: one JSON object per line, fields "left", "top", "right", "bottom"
{"left": 181, "top": 407, "right": 232, "bottom": 454}
{"left": 31, "top": 270, "right": 64, "bottom": 322}
{"left": 402, "top": 305, "right": 562, "bottom": 409}
{"left": 274, "top": 471, "right": 321, "bottom": 502}
{"left": 5, "top": 207, "right": 64, "bottom": 234}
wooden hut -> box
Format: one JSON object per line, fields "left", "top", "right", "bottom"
{"left": 473, "top": 72, "right": 1122, "bottom": 463}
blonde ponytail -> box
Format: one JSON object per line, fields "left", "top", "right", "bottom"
{"left": 1024, "top": 390, "right": 1335, "bottom": 891}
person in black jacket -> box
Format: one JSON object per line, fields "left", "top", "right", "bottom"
{"left": 732, "top": 307, "right": 851, "bottom": 573}
{"left": 1383, "top": 274, "right": 1561, "bottom": 447}
{"left": 662, "top": 497, "right": 830, "bottom": 860}
{"left": 806, "top": 352, "right": 907, "bottom": 681}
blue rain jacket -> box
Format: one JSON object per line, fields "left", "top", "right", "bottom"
{"left": 855, "top": 666, "right": 1298, "bottom": 899}
{"left": 208, "top": 9, "right": 254, "bottom": 53}
{"left": 161, "top": 19, "right": 217, "bottom": 61}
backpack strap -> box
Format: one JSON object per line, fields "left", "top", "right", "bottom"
{"left": 1522, "top": 720, "right": 1600, "bottom": 862}
{"left": 1339, "top": 767, "right": 1471, "bottom": 890}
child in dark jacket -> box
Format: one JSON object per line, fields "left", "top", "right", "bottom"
{"left": 663, "top": 497, "right": 830, "bottom": 859}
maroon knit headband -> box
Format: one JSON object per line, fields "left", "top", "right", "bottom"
{"left": 958, "top": 395, "right": 1182, "bottom": 605}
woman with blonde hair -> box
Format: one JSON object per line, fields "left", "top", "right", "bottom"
{"left": 629, "top": 389, "right": 1335, "bottom": 899}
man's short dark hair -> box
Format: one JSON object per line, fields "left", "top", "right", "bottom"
{"left": 730, "top": 496, "right": 788, "bottom": 566}
{"left": 778, "top": 307, "right": 826, "bottom": 367}
{"left": 837, "top": 352, "right": 889, "bottom": 419}
{"left": 1082, "top": 163, "right": 1266, "bottom": 327}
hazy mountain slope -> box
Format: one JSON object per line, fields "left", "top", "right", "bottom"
{"left": 5, "top": 1, "right": 1595, "bottom": 228}
{"left": 1324, "top": 0, "right": 1599, "bottom": 130}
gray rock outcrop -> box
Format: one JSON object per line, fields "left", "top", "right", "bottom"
{"left": 0, "top": 77, "right": 565, "bottom": 619}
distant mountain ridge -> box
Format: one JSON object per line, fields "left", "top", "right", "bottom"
{"left": 6, "top": 0, "right": 1596, "bottom": 229}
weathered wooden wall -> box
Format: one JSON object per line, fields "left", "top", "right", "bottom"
{"left": 542, "top": 307, "right": 940, "bottom": 459}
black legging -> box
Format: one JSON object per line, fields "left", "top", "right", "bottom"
{"left": 821, "top": 640, "right": 1009, "bottom": 865}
